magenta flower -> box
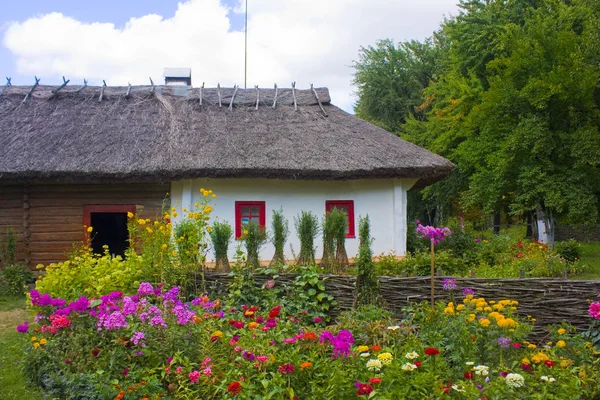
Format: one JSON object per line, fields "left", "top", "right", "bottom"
{"left": 278, "top": 363, "right": 295, "bottom": 375}
{"left": 137, "top": 282, "right": 154, "bottom": 297}
{"left": 442, "top": 278, "right": 457, "bottom": 290}
{"left": 16, "top": 321, "right": 29, "bottom": 333}
{"left": 416, "top": 223, "right": 452, "bottom": 245}
{"left": 189, "top": 370, "right": 200, "bottom": 384}
{"left": 589, "top": 302, "right": 600, "bottom": 319}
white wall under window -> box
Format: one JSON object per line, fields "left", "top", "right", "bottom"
{"left": 170, "top": 178, "right": 416, "bottom": 263}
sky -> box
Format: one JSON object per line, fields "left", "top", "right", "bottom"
{"left": 0, "top": 0, "right": 460, "bottom": 112}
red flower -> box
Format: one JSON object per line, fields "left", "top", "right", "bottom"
{"left": 415, "top": 361, "right": 423, "bottom": 368}
{"left": 511, "top": 343, "right": 522, "bottom": 348}
{"left": 227, "top": 381, "right": 242, "bottom": 396}
{"left": 278, "top": 363, "right": 295, "bottom": 375}
{"left": 370, "top": 345, "right": 382, "bottom": 352}
{"left": 369, "top": 377, "right": 381, "bottom": 384}
{"left": 91, "top": 349, "right": 100, "bottom": 357}
{"left": 521, "top": 363, "right": 532, "bottom": 371}
{"left": 544, "top": 360, "right": 555, "bottom": 368}
{"left": 424, "top": 347, "right": 440, "bottom": 356}
{"left": 464, "top": 371, "right": 474, "bottom": 380}
{"left": 440, "top": 385, "right": 450, "bottom": 394}
{"left": 357, "top": 384, "right": 374, "bottom": 396}
{"left": 269, "top": 305, "right": 282, "bottom": 319}
{"left": 122, "top": 368, "right": 129, "bottom": 376}
{"left": 303, "top": 332, "right": 317, "bottom": 341}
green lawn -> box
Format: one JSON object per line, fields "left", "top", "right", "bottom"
{"left": 0, "top": 296, "right": 42, "bottom": 399}
{"left": 573, "top": 242, "right": 600, "bottom": 280}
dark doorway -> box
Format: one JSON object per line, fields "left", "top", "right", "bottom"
{"left": 90, "top": 212, "right": 129, "bottom": 257}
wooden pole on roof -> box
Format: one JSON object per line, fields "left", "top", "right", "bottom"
{"left": 255, "top": 85, "right": 259, "bottom": 110}
{"left": 125, "top": 83, "right": 132, "bottom": 98}
{"left": 229, "top": 85, "right": 239, "bottom": 111}
{"left": 149, "top": 77, "right": 155, "bottom": 93}
{"left": 98, "top": 80, "right": 107, "bottom": 102}
{"left": 217, "top": 83, "right": 222, "bottom": 107}
{"left": 199, "top": 82, "right": 204, "bottom": 106}
{"left": 75, "top": 79, "right": 88, "bottom": 94}
{"left": 0, "top": 77, "right": 11, "bottom": 97}
{"left": 22, "top": 76, "right": 40, "bottom": 104}
{"left": 51, "top": 76, "right": 70, "bottom": 96}
{"left": 311, "top": 83, "right": 328, "bottom": 117}
{"left": 291, "top": 81, "right": 297, "bottom": 111}
{"left": 272, "top": 83, "right": 278, "bottom": 108}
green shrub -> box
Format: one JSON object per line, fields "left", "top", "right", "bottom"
{"left": 399, "top": 249, "right": 467, "bottom": 276}
{"left": 355, "top": 215, "right": 380, "bottom": 306}
{"left": 0, "top": 227, "right": 17, "bottom": 267}
{"left": 270, "top": 209, "right": 289, "bottom": 267}
{"left": 241, "top": 220, "right": 267, "bottom": 270}
{"left": 555, "top": 239, "right": 582, "bottom": 264}
{"left": 0, "top": 264, "right": 33, "bottom": 296}
{"left": 374, "top": 252, "right": 405, "bottom": 276}
{"left": 210, "top": 221, "right": 233, "bottom": 272}
{"left": 321, "top": 208, "right": 347, "bottom": 273}
{"left": 295, "top": 211, "right": 319, "bottom": 266}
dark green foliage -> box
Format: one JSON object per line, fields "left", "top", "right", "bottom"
{"left": 355, "top": 215, "right": 380, "bottom": 306}
{"left": 242, "top": 220, "right": 266, "bottom": 271}
{"left": 270, "top": 208, "right": 289, "bottom": 267}
{"left": 555, "top": 239, "right": 582, "bottom": 264}
{"left": 0, "top": 264, "right": 33, "bottom": 296}
{"left": 321, "top": 208, "right": 349, "bottom": 273}
{"left": 0, "top": 227, "right": 17, "bottom": 267}
{"left": 295, "top": 211, "right": 319, "bottom": 266}
{"left": 210, "top": 221, "right": 233, "bottom": 272}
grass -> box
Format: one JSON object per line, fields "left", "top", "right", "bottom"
{"left": 573, "top": 242, "right": 600, "bottom": 280}
{"left": 0, "top": 296, "right": 42, "bottom": 399}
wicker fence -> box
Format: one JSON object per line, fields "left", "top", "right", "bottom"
{"left": 203, "top": 273, "right": 600, "bottom": 338}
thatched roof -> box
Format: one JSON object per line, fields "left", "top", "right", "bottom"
{"left": 0, "top": 84, "right": 453, "bottom": 183}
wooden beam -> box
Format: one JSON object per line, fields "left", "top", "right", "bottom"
{"left": 291, "top": 81, "right": 297, "bottom": 111}
{"left": 75, "top": 79, "right": 88, "bottom": 94}
{"left": 22, "top": 76, "right": 40, "bottom": 104}
{"left": 51, "top": 76, "right": 70, "bottom": 95}
{"left": 229, "top": 85, "right": 239, "bottom": 111}
{"left": 311, "top": 83, "right": 328, "bottom": 117}
{"left": 272, "top": 83, "right": 278, "bottom": 108}
{"left": 0, "top": 77, "right": 11, "bottom": 97}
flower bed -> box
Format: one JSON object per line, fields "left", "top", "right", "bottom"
{"left": 16, "top": 282, "right": 600, "bottom": 399}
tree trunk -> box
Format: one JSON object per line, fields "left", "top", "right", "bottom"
{"left": 525, "top": 212, "right": 533, "bottom": 238}
{"left": 536, "top": 204, "right": 555, "bottom": 247}
{"left": 493, "top": 212, "right": 501, "bottom": 234}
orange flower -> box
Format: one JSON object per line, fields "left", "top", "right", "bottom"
{"left": 300, "top": 361, "right": 313, "bottom": 369}
{"left": 371, "top": 345, "right": 382, "bottom": 352}
{"left": 248, "top": 322, "right": 259, "bottom": 330}
{"left": 303, "top": 332, "right": 317, "bottom": 341}
{"left": 114, "top": 391, "right": 126, "bottom": 400}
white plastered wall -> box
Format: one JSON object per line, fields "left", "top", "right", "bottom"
{"left": 170, "top": 178, "right": 417, "bottom": 262}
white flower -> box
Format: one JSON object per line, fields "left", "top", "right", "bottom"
{"left": 401, "top": 362, "right": 417, "bottom": 371}
{"left": 405, "top": 351, "right": 419, "bottom": 360}
{"left": 387, "top": 325, "right": 401, "bottom": 331}
{"left": 540, "top": 376, "right": 556, "bottom": 383}
{"left": 360, "top": 352, "right": 370, "bottom": 358}
{"left": 451, "top": 384, "right": 466, "bottom": 393}
{"left": 505, "top": 373, "right": 525, "bottom": 388}
{"left": 473, "top": 365, "right": 489, "bottom": 376}
{"left": 366, "top": 359, "right": 382, "bottom": 371}
{"left": 465, "top": 361, "right": 475, "bottom": 366}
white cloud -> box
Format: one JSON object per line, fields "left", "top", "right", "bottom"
{"left": 3, "top": 0, "right": 459, "bottom": 112}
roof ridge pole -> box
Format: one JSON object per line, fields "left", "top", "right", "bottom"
{"left": 22, "top": 76, "right": 40, "bottom": 104}
{"left": 311, "top": 83, "right": 328, "bottom": 117}
{"left": 75, "top": 79, "right": 88, "bottom": 94}
{"left": 51, "top": 76, "right": 70, "bottom": 96}
{"left": 98, "top": 80, "right": 107, "bottom": 102}
{"left": 125, "top": 82, "right": 132, "bottom": 98}
{"left": 254, "top": 85, "right": 259, "bottom": 110}
{"left": 0, "top": 77, "right": 11, "bottom": 97}
{"left": 149, "top": 77, "right": 155, "bottom": 93}
{"left": 217, "top": 83, "right": 222, "bottom": 107}
{"left": 272, "top": 83, "right": 278, "bottom": 108}
{"left": 291, "top": 81, "right": 297, "bottom": 111}
{"left": 199, "top": 82, "right": 204, "bottom": 106}
{"left": 229, "top": 85, "right": 239, "bottom": 111}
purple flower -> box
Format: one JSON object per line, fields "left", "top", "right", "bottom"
{"left": 319, "top": 330, "right": 354, "bottom": 359}
{"left": 498, "top": 337, "right": 511, "bottom": 348}
{"left": 131, "top": 331, "right": 145, "bottom": 346}
{"left": 137, "top": 282, "right": 154, "bottom": 297}
{"left": 16, "top": 321, "right": 29, "bottom": 333}
{"left": 172, "top": 305, "right": 195, "bottom": 325}
{"left": 68, "top": 296, "right": 89, "bottom": 313}
{"left": 50, "top": 298, "right": 67, "bottom": 308}
{"left": 265, "top": 280, "right": 275, "bottom": 289}
{"left": 122, "top": 296, "right": 137, "bottom": 316}
{"left": 416, "top": 224, "right": 452, "bottom": 245}
{"left": 102, "top": 311, "right": 128, "bottom": 330}
{"left": 462, "top": 288, "right": 475, "bottom": 296}
{"left": 476, "top": 238, "right": 481, "bottom": 243}
{"left": 442, "top": 278, "right": 457, "bottom": 291}
{"left": 150, "top": 315, "right": 167, "bottom": 328}
{"left": 242, "top": 351, "right": 256, "bottom": 361}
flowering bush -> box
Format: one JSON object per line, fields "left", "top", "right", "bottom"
{"left": 16, "top": 282, "right": 600, "bottom": 399}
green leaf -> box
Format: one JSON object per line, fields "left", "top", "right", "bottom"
{"left": 308, "top": 288, "right": 317, "bottom": 296}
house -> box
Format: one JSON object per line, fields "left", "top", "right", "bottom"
{"left": 0, "top": 74, "right": 452, "bottom": 269}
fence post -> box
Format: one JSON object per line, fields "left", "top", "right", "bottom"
{"left": 519, "top": 269, "right": 525, "bottom": 279}
{"left": 470, "top": 270, "right": 476, "bottom": 278}
{"left": 562, "top": 270, "right": 568, "bottom": 279}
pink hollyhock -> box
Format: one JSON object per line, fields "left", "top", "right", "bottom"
{"left": 589, "top": 302, "right": 600, "bottom": 319}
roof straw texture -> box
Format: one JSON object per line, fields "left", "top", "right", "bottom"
{"left": 0, "top": 85, "right": 453, "bottom": 183}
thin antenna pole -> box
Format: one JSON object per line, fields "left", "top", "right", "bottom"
{"left": 244, "top": 0, "right": 248, "bottom": 89}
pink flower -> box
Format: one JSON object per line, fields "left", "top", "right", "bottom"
{"left": 278, "top": 363, "right": 295, "bottom": 375}
{"left": 257, "top": 356, "right": 268, "bottom": 363}
{"left": 189, "top": 370, "right": 200, "bottom": 384}
{"left": 176, "top": 366, "right": 183, "bottom": 374}
{"left": 203, "top": 367, "right": 212, "bottom": 376}
{"left": 589, "top": 302, "right": 600, "bottom": 319}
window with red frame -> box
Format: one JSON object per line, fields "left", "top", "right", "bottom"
{"left": 235, "top": 201, "right": 266, "bottom": 239}
{"left": 83, "top": 205, "right": 136, "bottom": 257}
{"left": 325, "top": 200, "right": 355, "bottom": 238}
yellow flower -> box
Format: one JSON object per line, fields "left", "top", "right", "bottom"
{"left": 531, "top": 352, "right": 549, "bottom": 364}
{"left": 207, "top": 226, "right": 212, "bottom": 233}
{"left": 560, "top": 359, "right": 573, "bottom": 368}
{"left": 547, "top": 341, "right": 553, "bottom": 346}
{"left": 557, "top": 328, "right": 566, "bottom": 335}
{"left": 212, "top": 194, "right": 216, "bottom": 198}
{"left": 377, "top": 352, "right": 393, "bottom": 365}
{"left": 479, "top": 318, "right": 491, "bottom": 327}
{"left": 39, "top": 338, "right": 47, "bottom": 345}
{"left": 522, "top": 357, "right": 531, "bottom": 365}
{"left": 138, "top": 219, "right": 146, "bottom": 225}
{"left": 183, "top": 208, "right": 187, "bottom": 213}
{"left": 528, "top": 344, "right": 537, "bottom": 349}
{"left": 492, "top": 304, "right": 504, "bottom": 311}
{"left": 146, "top": 227, "right": 153, "bottom": 234}
{"left": 356, "top": 345, "right": 369, "bottom": 353}
{"left": 456, "top": 304, "right": 465, "bottom": 311}
{"left": 164, "top": 213, "right": 171, "bottom": 220}
{"left": 212, "top": 331, "right": 223, "bottom": 337}
{"left": 243, "top": 229, "right": 249, "bottom": 235}
{"left": 467, "top": 313, "right": 476, "bottom": 323}
{"left": 31, "top": 336, "right": 37, "bottom": 342}
{"left": 172, "top": 211, "right": 178, "bottom": 217}
{"left": 194, "top": 203, "right": 199, "bottom": 208}
{"left": 127, "top": 211, "right": 134, "bottom": 218}
{"left": 444, "top": 306, "right": 455, "bottom": 314}
{"left": 161, "top": 244, "right": 168, "bottom": 250}
{"left": 86, "top": 226, "right": 93, "bottom": 233}
{"left": 556, "top": 340, "right": 566, "bottom": 348}
{"left": 483, "top": 306, "right": 492, "bottom": 312}
{"left": 33, "top": 342, "right": 40, "bottom": 348}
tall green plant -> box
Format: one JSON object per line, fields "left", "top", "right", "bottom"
{"left": 355, "top": 215, "right": 380, "bottom": 306}
{"left": 242, "top": 220, "right": 266, "bottom": 271}
{"left": 332, "top": 208, "right": 349, "bottom": 272}
{"left": 321, "top": 212, "right": 337, "bottom": 272}
{"left": 210, "top": 221, "right": 233, "bottom": 272}
{"left": 0, "top": 227, "right": 17, "bottom": 267}
{"left": 295, "top": 211, "right": 319, "bottom": 266}
{"left": 270, "top": 209, "right": 289, "bottom": 267}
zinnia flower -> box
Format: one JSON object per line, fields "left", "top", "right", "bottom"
{"left": 405, "top": 351, "right": 419, "bottom": 359}
{"left": 278, "top": 363, "right": 295, "bottom": 375}
{"left": 227, "top": 381, "right": 242, "bottom": 396}
{"left": 366, "top": 359, "right": 382, "bottom": 371}
{"left": 369, "top": 377, "right": 381, "bottom": 384}
{"left": 300, "top": 361, "right": 313, "bottom": 369}
{"left": 16, "top": 322, "right": 29, "bottom": 333}
{"left": 377, "top": 352, "right": 393, "bottom": 365}
{"left": 356, "top": 383, "right": 374, "bottom": 396}
{"left": 401, "top": 362, "right": 417, "bottom": 371}
{"left": 424, "top": 347, "right": 440, "bottom": 356}
{"left": 505, "top": 373, "right": 525, "bottom": 388}
{"left": 189, "top": 370, "right": 200, "bottom": 384}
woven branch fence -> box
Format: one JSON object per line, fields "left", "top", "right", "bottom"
{"left": 203, "top": 273, "right": 600, "bottom": 338}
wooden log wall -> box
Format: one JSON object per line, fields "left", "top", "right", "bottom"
{"left": 203, "top": 273, "right": 600, "bottom": 338}
{"left": 0, "top": 183, "right": 169, "bottom": 269}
